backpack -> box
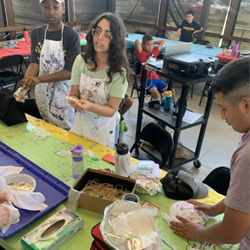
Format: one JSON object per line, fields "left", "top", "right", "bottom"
{"left": 90, "top": 223, "right": 110, "bottom": 250}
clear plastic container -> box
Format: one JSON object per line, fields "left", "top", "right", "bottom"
{"left": 71, "top": 144, "right": 84, "bottom": 179}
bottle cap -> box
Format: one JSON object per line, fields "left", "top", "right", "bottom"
{"left": 165, "top": 90, "right": 172, "bottom": 97}
{"left": 71, "top": 144, "right": 83, "bottom": 155}
{"left": 115, "top": 143, "right": 129, "bottom": 155}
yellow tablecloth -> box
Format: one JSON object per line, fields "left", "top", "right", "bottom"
{"left": 0, "top": 116, "right": 238, "bottom": 250}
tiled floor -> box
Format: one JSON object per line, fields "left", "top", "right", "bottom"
{"left": 119, "top": 82, "right": 241, "bottom": 182}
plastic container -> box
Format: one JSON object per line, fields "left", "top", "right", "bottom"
{"left": 23, "top": 28, "right": 29, "bottom": 42}
{"left": 231, "top": 41, "right": 239, "bottom": 57}
{"left": 71, "top": 144, "right": 84, "bottom": 179}
{"left": 115, "top": 143, "right": 131, "bottom": 177}
{"left": 164, "top": 90, "right": 172, "bottom": 111}
{"left": 4, "top": 174, "right": 36, "bottom": 192}
{"left": 222, "top": 47, "right": 226, "bottom": 56}
{"left": 122, "top": 193, "right": 140, "bottom": 203}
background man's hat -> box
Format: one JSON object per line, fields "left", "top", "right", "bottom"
{"left": 40, "top": 0, "right": 65, "bottom": 3}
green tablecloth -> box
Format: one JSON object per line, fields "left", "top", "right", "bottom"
{"left": 0, "top": 119, "right": 239, "bottom": 250}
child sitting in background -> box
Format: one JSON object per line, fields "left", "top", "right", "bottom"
{"left": 135, "top": 35, "right": 169, "bottom": 108}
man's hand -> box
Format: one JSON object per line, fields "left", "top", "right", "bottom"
{"left": 169, "top": 215, "right": 202, "bottom": 241}
{"left": 187, "top": 199, "right": 226, "bottom": 217}
{"left": 0, "top": 205, "right": 10, "bottom": 228}
{"left": 0, "top": 192, "right": 9, "bottom": 204}
{"left": 186, "top": 200, "right": 218, "bottom": 217}
{"left": 19, "top": 76, "right": 41, "bottom": 89}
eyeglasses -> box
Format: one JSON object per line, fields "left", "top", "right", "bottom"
{"left": 92, "top": 28, "right": 113, "bottom": 41}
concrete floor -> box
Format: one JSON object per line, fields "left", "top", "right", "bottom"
{"left": 119, "top": 81, "right": 241, "bottom": 182}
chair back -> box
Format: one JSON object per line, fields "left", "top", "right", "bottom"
{"left": 202, "top": 166, "right": 230, "bottom": 196}
{"left": 133, "top": 60, "right": 141, "bottom": 76}
{"left": 0, "top": 54, "right": 24, "bottom": 69}
{"left": 130, "top": 60, "right": 142, "bottom": 98}
{"left": 139, "top": 122, "right": 173, "bottom": 168}
{"left": 0, "top": 54, "right": 25, "bottom": 92}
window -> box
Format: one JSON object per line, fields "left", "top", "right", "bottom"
{"left": 0, "top": 1, "right": 6, "bottom": 40}
{"left": 116, "top": 0, "right": 160, "bottom": 25}
{"left": 205, "top": 0, "right": 230, "bottom": 47}
{"left": 165, "top": 0, "right": 203, "bottom": 39}
{"left": 233, "top": 0, "right": 250, "bottom": 50}
{"left": 74, "top": 0, "right": 108, "bottom": 21}
{"left": 116, "top": 0, "right": 160, "bottom": 35}
{"left": 12, "top": 0, "right": 47, "bottom": 26}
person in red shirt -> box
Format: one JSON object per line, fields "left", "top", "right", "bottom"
{"left": 135, "top": 35, "right": 169, "bottom": 108}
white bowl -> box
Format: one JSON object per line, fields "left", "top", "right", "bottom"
{"left": 4, "top": 174, "right": 36, "bottom": 192}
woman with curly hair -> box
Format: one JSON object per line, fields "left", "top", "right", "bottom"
{"left": 68, "top": 12, "right": 129, "bottom": 148}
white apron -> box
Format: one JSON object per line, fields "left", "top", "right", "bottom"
{"left": 35, "top": 24, "right": 74, "bottom": 130}
{"left": 70, "top": 64, "right": 116, "bottom": 148}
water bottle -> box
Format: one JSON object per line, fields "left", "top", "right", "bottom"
{"left": 23, "top": 27, "right": 29, "bottom": 42}
{"left": 115, "top": 143, "right": 131, "bottom": 177}
{"left": 164, "top": 90, "right": 172, "bottom": 111}
{"left": 231, "top": 41, "right": 239, "bottom": 57}
{"left": 71, "top": 144, "right": 84, "bottom": 179}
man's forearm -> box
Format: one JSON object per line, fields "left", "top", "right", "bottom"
{"left": 212, "top": 199, "right": 226, "bottom": 215}
{"left": 25, "top": 63, "right": 39, "bottom": 77}
{"left": 38, "top": 69, "right": 71, "bottom": 83}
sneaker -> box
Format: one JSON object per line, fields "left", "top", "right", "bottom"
{"left": 148, "top": 99, "right": 161, "bottom": 109}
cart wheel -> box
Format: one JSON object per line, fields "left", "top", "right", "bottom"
{"left": 193, "top": 160, "right": 201, "bottom": 168}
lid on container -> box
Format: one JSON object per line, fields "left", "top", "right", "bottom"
{"left": 71, "top": 144, "right": 83, "bottom": 155}
{"left": 115, "top": 143, "right": 129, "bottom": 155}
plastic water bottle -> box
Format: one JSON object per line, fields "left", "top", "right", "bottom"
{"left": 23, "top": 27, "right": 29, "bottom": 42}
{"left": 71, "top": 144, "right": 84, "bottom": 179}
{"left": 115, "top": 143, "right": 131, "bottom": 177}
{"left": 231, "top": 41, "right": 239, "bottom": 57}
{"left": 164, "top": 90, "right": 172, "bottom": 111}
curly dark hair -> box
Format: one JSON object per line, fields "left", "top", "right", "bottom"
{"left": 82, "top": 12, "right": 129, "bottom": 84}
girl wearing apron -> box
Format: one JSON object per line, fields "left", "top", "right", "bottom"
{"left": 68, "top": 13, "right": 129, "bottom": 148}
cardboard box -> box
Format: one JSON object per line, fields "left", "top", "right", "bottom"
{"left": 72, "top": 168, "right": 136, "bottom": 214}
{"left": 21, "top": 208, "right": 83, "bottom": 250}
